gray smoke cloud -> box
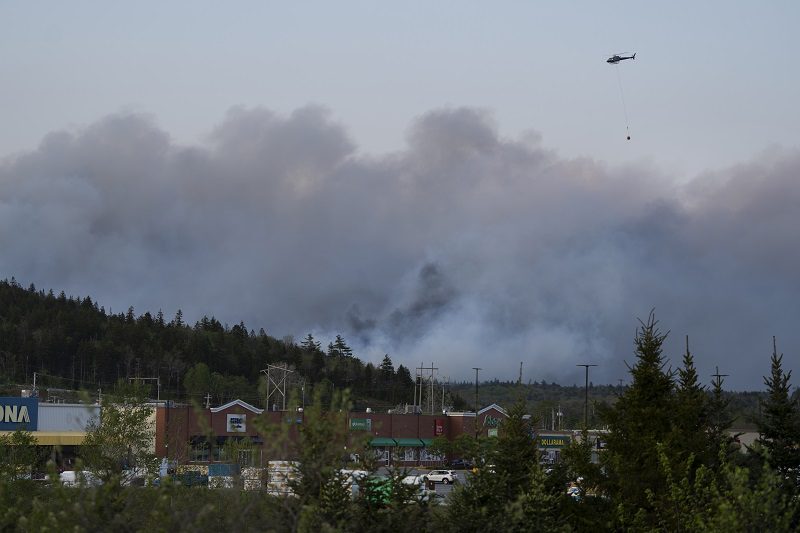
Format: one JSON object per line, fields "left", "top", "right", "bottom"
{"left": 1, "top": 106, "right": 798, "bottom": 389}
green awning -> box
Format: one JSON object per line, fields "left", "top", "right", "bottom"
{"left": 369, "top": 437, "right": 397, "bottom": 447}
{"left": 394, "top": 438, "right": 424, "bottom": 447}
{"left": 420, "top": 438, "right": 434, "bottom": 447}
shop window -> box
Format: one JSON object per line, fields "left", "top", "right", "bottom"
{"left": 190, "top": 441, "right": 210, "bottom": 462}
{"left": 403, "top": 448, "right": 416, "bottom": 462}
{"left": 374, "top": 448, "right": 389, "bottom": 464}
{"left": 238, "top": 449, "right": 254, "bottom": 467}
{"left": 419, "top": 448, "right": 442, "bottom": 462}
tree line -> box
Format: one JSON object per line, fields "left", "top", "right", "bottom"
{"left": 1, "top": 312, "right": 799, "bottom": 531}
{"left": 0, "top": 278, "right": 418, "bottom": 409}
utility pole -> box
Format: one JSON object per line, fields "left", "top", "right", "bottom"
{"left": 711, "top": 366, "right": 729, "bottom": 389}
{"left": 129, "top": 376, "right": 161, "bottom": 401}
{"left": 576, "top": 364, "right": 598, "bottom": 429}
{"left": 472, "top": 367, "right": 482, "bottom": 439}
{"left": 710, "top": 364, "right": 729, "bottom": 431}
{"left": 415, "top": 363, "right": 438, "bottom": 414}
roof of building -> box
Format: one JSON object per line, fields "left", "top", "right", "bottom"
{"left": 478, "top": 403, "right": 508, "bottom": 416}
{"left": 210, "top": 399, "right": 264, "bottom": 414}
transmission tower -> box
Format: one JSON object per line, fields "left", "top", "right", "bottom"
{"left": 262, "top": 363, "right": 293, "bottom": 411}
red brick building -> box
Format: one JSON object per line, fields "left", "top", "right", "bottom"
{"left": 154, "top": 399, "right": 580, "bottom": 469}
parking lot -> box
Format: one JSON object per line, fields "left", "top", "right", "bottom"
{"left": 376, "top": 467, "right": 469, "bottom": 498}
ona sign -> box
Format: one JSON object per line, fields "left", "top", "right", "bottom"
{"left": 0, "top": 397, "right": 38, "bottom": 431}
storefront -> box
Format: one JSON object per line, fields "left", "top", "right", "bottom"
{"left": 0, "top": 396, "right": 100, "bottom": 469}
{"left": 537, "top": 433, "right": 571, "bottom": 464}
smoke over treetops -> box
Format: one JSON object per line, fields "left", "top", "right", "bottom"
{"left": 1, "top": 105, "right": 798, "bottom": 389}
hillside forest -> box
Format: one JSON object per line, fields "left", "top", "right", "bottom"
{"left": 0, "top": 278, "right": 776, "bottom": 427}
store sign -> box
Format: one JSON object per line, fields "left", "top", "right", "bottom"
{"left": 0, "top": 397, "right": 38, "bottom": 431}
{"left": 434, "top": 419, "right": 444, "bottom": 436}
{"left": 487, "top": 428, "right": 498, "bottom": 438}
{"left": 483, "top": 415, "right": 500, "bottom": 428}
{"left": 227, "top": 414, "right": 246, "bottom": 432}
{"left": 350, "top": 418, "right": 372, "bottom": 431}
{"left": 538, "top": 435, "right": 570, "bottom": 448}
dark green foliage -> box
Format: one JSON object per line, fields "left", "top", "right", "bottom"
{"left": 757, "top": 338, "right": 800, "bottom": 494}
{"left": 0, "top": 279, "right": 414, "bottom": 408}
{"left": 0, "top": 429, "right": 42, "bottom": 481}
{"left": 598, "top": 312, "right": 675, "bottom": 523}
{"left": 443, "top": 396, "right": 567, "bottom": 532}
{"left": 81, "top": 381, "right": 159, "bottom": 485}
{"left": 655, "top": 446, "right": 796, "bottom": 532}
{"left": 665, "top": 339, "right": 717, "bottom": 474}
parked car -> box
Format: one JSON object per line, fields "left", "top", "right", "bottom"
{"left": 401, "top": 474, "right": 423, "bottom": 486}
{"left": 59, "top": 470, "right": 102, "bottom": 487}
{"left": 422, "top": 470, "right": 458, "bottom": 484}
{"left": 449, "top": 458, "right": 473, "bottom": 469}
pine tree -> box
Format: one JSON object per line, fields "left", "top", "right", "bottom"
{"left": 707, "top": 366, "right": 734, "bottom": 465}
{"left": 332, "top": 335, "right": 353, "bottom": 358}
{"left": 598, "top": 311, "right": 675, "bottom": 523}
{"left": 667, "top": 337, "right": 711, "bottom": 470}
{"left": 300, "top": 333, "right": 321, "bottom": 353}
{"left": 757, "top": 337, "right": 800, "bottom": 493}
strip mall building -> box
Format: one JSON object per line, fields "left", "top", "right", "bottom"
{"left": 154, "top": 400, "right": 576, "bottom": 467}
{"left": 1, "top": 396, "right": 576, "bottom": 468}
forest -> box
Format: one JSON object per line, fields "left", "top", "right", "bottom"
{"left": 1, "top": 278, "right": 799, "bottom": 530}
{"left": 0, "top": 313, "right": 798, "bottom": 531}
{"left": 0, "top": 278, "right": 772, "bottom": 425}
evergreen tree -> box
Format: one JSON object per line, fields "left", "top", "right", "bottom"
{"left": 444, "top": 396, "right": 565, "bottom": 532}
{"left": 707, "top": 367, "right": 735, "bottom": 465}
{"left": 378, "top": 354, "right": 395, "bottom": 402}
{"left": 598, "top": 311, "right": 674, "bottom": 524}
{"left": 300, "top": 333, "right": 321, "bottom": 353}
{"left": 395, "top": 365, "right": 415, "bottom": 404}
{"left": 331, "top": 334, "right": 353, "bottom": 358}
{"left": 757, "top": 337, "right": 800, "bottom": 494}
{"left": 667, "top": 337, "right": 712, "bottom": 470}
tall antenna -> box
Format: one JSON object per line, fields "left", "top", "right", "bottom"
{"left": 519, "top": 361, "right": 523, "bottom": 384}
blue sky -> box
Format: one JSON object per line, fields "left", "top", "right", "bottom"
{"left": 1, "top": 2, "right": 799, "bottom": 388}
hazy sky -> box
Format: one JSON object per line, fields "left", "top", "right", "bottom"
{"left": 1, "top": 2, "right": 799, "bottom": 389}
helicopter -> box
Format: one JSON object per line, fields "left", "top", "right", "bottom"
{"left": 606, "top": 53, "right": 636, "bottom": 64}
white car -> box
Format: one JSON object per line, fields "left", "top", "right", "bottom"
{"left": 59, "top": 470, "right": 102, "bottom": 487}
{"left": 401, "top": 474, "right": 423, "bottom": 486}
{"left": 422, "top": 470, "right": 458, "bottom": 484}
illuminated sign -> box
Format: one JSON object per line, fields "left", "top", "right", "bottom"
{"left": 538, "top": 435, "right": 570, "bottom": 448}
{"left": 0, "top": 397, "right": 38, "bottom": 431}
{"left": 349, "top": 418, "right": 372, "bottom": 431}
{"left": 227, "top": 414, "right": 246, "bottom": 432}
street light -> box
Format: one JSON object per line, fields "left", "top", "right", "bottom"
{"left": 576, "top": 364, "right": 598, "bottom": 429}
{"left": 472, "top": 367, "right": 482, "bottom": 439}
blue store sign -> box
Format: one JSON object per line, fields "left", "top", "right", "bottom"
{"left": 0, "top": 397, "right": 38, "bottom": 431}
